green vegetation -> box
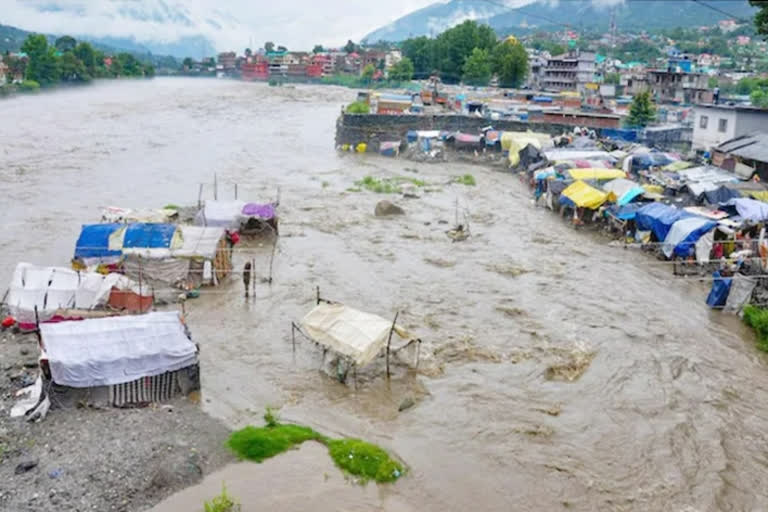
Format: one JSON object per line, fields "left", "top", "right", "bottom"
{"left": 18, "top": 80, "right": 40, "bottom": 92}
{"left": 388, "top": 57, "right": 414, "bottom": 82}
{"left": 346, "top": 101, "right": 371, "bottom": 114}
{"left": 361, "top": 63, "right": 376, "bottom": 82}
{"left": 3, "top": 33, "right": 155, "bottom": 92}
{"left": 327, "top": 439, "right": 403, "bottom": 483}
{"left": 204, "top": 484, "right": 240, "bottom": 512}
{"left": 462, "top": 48, "right": 492, "bottom": 86}
{"left": 491, "top": 39, "right": 528, "bottom": 88}
{"left": 743, "top": 305, "right": 768, "bottom": 352}
{"left": 752, "top": 0, "right": 767, "bottom": 38}
{"left": 227, "top": 408, "right": 404, "bottom": 484}
{"left": 604, "top": 72, "right": 620, "bottom": 85}
{"left": 626, "top": 90, "right": 657, "bottom": 128}
{"left": 356, "top": 175, "right": 426, "bottom": 194}
{"left": 163, "top": 204, "right": 180, "bottom": 210}
{"left": 453, "top": 174, "right": 476, "bottom": 186}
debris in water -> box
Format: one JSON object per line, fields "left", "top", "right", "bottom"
{"left": 486, "top": 263, "right": 531, "bottom": 278}
{"left": 496, "top": 306, "right": 526, "bottom": 317}
{"left": 398, "top": 397, "right": 416, "bottom": 412}
{"left": 374, "top": 200, "right": 405, "bottom": 217}
{"left": 434, "top": 336, "right": 502, "bottom": 364}
{"left": 545, "top": 343, "right": 596, "bottom": 381}
{"left": 533, "top": 404, "right": 562, "bottom": 417}
{"left": 446, "top": 225, "right": 469, "bottom": 242}
{"left": 423, "top": 257, "right": 456, "bottom": 268}
{"left": 513, "top": 424, "right": 554, "bottom": 438}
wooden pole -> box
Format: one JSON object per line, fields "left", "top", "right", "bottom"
{"left": 214, "top": 173, "right": 218, "bottom": 201}
{"left": 34, "top": 305, "right": 42, "bottom": 347}
{"left": 416, "top": 339, "right": 421, "bottom": 370}
{"left": 291, "top": 323, "right": 296, "bottom": 354}
{"left": 268, "top": 236, "right": 277, "bottom": 285}
{"left": 138, "top": 255, "right": 143, "bottom": 298}
{"left": 197, "top": 183, "right": 204, "bottom": 209}
{"left": 252, "top": 258, "right": 256, "bottom": 298}
{"left": 386, "top": 312, "right": 399, "bottom": 379}
{"left": 316, "top": 286, "right": 320, "bottom": 305}
{"left": 235, "top": 183, "right": 238, "bottom": 200}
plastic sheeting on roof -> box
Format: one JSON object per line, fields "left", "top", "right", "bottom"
{"left": 300, "top": 303, "right": 412, "bottom": 367}
{"left": 567, "top": 168, "right": 626, "bottom": 181}
{"left": 602, "top": 178, "right": 645, "bottom": 206}
{"left": 502, "top": 131, "right": 552, "bottom": 152}
{"left": 195, "top": 200, "right": 245, "bottom": 230}
{"left": 173, "top": 226, "right": 225, "bottom": 260}
{"left": 101, "top": 207, "right": 179, "bottom": 224}
{"left": 723, "top": 198, "right": 768, "bottom": 223}
{"left": 74, "top": 224, "right": 122, "bottom": 259}
{"left": 662, "top": 217, "right": 717, "bottom": 258}
{"left": 606, "top": 203, "right": 642, "bottom": 221}
{"left": 559, "top": 181, "right": 609, "bottom": 209}
{"left": 6, "top": 263, "right": 141, "bottom": 324}
{"left": 703, "top": 186, "right": 741, "bottom": 205}
{"left": 122, "top": 223, "right": 177, "bottom": 249}
{"left": 635, "top": 203, "right": 694, "bottom": 241}
{"left": 544, "top": 149, "right": 612, "bottom": 162}
{"left": 40, "top": 311, "right": 197, "bottom": 388}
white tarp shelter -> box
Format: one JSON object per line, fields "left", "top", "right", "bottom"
{"left": 173, "top": 225, "right": 226, "bottom": 260}
{"left": 6, "top": 263, "right": 139, "bottom": 324}
{"left": 40, "top": 311, "right": 197, "bottom": 388}
{"left": 195, "top": 200, "right": 245, "bottom": 230}
{"left": 300, "top": 303, "right": 411, "bottom": 367}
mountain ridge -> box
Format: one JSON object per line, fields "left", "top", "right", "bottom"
{"left": 364, "top": 0, "right": 758, "bottom": 42}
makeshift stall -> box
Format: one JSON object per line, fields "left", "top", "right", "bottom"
{"left": 195, "top": 200, "right": 279, "bottom": 236}
{"left": 291, "top": 290, "right": 421, "bottom": 384}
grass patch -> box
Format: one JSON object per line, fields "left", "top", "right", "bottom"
{"left": 355, "top": 175, "right": 426, "bottom": 194}
{"left": 204, "top": 484, "right": 240, "bottom": 512}
{"left": 346, "top": 101, "right": 370, "bottom": 114}
{"left": 453, "top": 174, "right": 477, "bottom": 186}
{"left": 163, "top": 204, "right": 180, "bottom": 210}
{"left": 327, "top": 439, "right": 404, "bottom": 483}
{"left": 227, "top": 408, "right": 404, "bottom": 484}
{"left": 743, "top": 305, "right": 768, "bottom": 352}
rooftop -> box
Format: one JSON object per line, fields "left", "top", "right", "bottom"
{"left": 694, "top": 104, "right": 768, "bottom": 114}
{"left": 716, "top": 132, "right": 768, "bottom": 163}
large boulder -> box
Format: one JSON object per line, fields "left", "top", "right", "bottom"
{"left": 375, "top": 200, "right": 405, "bottom": 217}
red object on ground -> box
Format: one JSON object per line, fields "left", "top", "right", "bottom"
{"left": 2, "top": 316, "right": 16, "bottom": 328}
{"left": 229, "top": 231, "right": 241, "bottom": 245}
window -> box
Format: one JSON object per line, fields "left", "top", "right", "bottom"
{"left": 700, "top": 115, "right": 708, "bottom": 129}
{"left": 718, "top": 118, "right": 728, "bottom": 133}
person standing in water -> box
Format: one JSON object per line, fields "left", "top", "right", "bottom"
{"left": 243, "top": 262, "right": 252, "bottom": 298}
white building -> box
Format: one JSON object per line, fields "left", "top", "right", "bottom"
{"left": 692, "top": 104, "right": 768, "bottom": 150}
{"left": 541, "top": 50, "right": 596, "bottom": 93}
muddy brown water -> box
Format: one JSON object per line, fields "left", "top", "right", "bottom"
{"left": 3, "top": 78, "right": 768, "bottom": 511}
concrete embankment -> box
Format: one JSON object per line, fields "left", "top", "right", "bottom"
{"left": 335, "top": 113, "right": 691, "bottom": 153}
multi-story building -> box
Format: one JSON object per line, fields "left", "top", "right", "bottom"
{"left": 241, "top": 57, "right": 269, "bottom": 81}
{"left": 692, "top": 104, "right": 768, "bottom": 150}
{"left": 647, "top": 70, "right": 712, "bottom": 104}
{"left": 217, "top": 52, "right": 236, "bottom": 71}
{"left": 541, "top": 50, "right": 596, "bottom": 93}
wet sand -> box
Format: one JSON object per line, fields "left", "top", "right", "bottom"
{"left": 3, "top": 78, "right": 768, "bottom": 511}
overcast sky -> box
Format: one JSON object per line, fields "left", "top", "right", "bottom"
{"left": 0, "top": 0, "right": 446, "bottom": 50}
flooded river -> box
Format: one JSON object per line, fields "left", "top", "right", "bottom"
{"left": 3, "top": 78, "right": 768, "bottom": 511}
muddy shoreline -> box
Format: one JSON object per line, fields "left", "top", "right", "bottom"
{"left": 0, "top": 330, "right": 234, "bottom": 512}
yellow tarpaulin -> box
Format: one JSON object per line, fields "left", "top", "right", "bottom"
{"left": 561, "top": 180, "right": 609, "bottom": 209}
{"left": 749, "top": 191, "right": 768, "bottom": 202}
{"left": 643, "top": 184, "right": 664, "bottom": 194}
{"left": 662, "top": 161, "right": 692, "bottom": 172}
{"left": 503, "top": 131, "right": 552, "bottom": 166}
{"left": 567, "top": 168, "right": 626, "bottom": 181}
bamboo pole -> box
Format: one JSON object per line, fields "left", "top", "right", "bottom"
{"left": 197, "top": 183, "right": 204, "bottom": 209}
{"left": 214, "top": 173, "right": 218, "bottom": 200}
{"left": 386, "top": 312, "right": 399, "bottom": 379}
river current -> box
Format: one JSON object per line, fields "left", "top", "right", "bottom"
{"left": 2, "top": 78, "right": 768, "bottom": 511}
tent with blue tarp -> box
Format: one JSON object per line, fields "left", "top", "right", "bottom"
{"left": 704, "top": 185, "right": 741, "bottom": 205}
{"left": 406, "top": 130, "right": 418, "bottom": 143}
{"left": 706, "top": 271, "right": 731, "bottom": 308}
{"left": 606, "top": 203, "right": 643, "bottom": 221}
{"left": 635, "top": 203, "right": 694, "bottom": 241}
{"left": 75, "top": 224, "right": 123, "bottom": 259}
{"left": 722, "top": 198, "right": 768, "bottom": 223}
{"left": 662, "top": 217, "right": 717, "bottom": 258}
{"left": 122, "top": 223, "right": 177, "bottom": 250}
{"left": 601, "top": 128, "right": 638, "bottom": 142}
{"left": 602, "top": 178, "right": 645, "bottom": 206}
{"left": 533, "top": 96, "right": 552, "bottom": 103}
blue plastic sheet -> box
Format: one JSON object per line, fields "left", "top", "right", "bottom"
{"left": 601, "top": 128, "right": 638, "bottom": 142}
{"left": 723, "top": 198, "right": 768, "bottom": 223}
{"left": 635, "top": 203, "right": 693, "bottom": 241}
{"left": 406, "top": 130, "right": 418, "bottom": 143}
{"left": 706, "top": 271, "right": 732, "bottom": 308}
{"left": 607, "top": 203, "right": 642, "bottom": 221}
{"left": 74, "top": 224, "right": 122, "bottom": 259}
{"left": 122, "top": 223, "right": 177, "bottom": 249}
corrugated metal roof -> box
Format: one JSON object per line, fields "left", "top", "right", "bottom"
{"left": 716, "top": 133, "right": 768, "bottom": 163}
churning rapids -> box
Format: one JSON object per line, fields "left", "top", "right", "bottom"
{"left": 3, "top": 78, "right": 768, "bottom": 512}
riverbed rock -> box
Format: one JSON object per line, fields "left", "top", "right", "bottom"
{"left": 375, "top": 200, "right": 405, "bottom": 217}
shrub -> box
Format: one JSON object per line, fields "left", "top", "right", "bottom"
{"left": 742, "top": 305, "right": 768, "bottom": 352}
{"left": 227, "top": 424, "right": 322, "bottom": 463}
{"left": 346, "top": 101, "right": 370, "bottom": 114}
{"left": 454, "top": 174, "right": 477, "bottom": 186}
{"left": 204, "top": 484, "right": 240, "bottom": 512}
{"left": 327, "top": 439, "right": 404, "bottom": 483}
{"left": 19, "top": 80, "right": 40, "bottom": 92}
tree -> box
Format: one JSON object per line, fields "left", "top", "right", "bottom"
{"left": 605, "top": 72, "right": 620, "bottom": 85}
{"left": 74, "top": 42, "right": 96, "bottom": 76}
{"left": 143, "top": 63, "right": 156, "bottom": 78}
{"left": 344, "top": 40, "right": 357, "bottom": 54}
{"left": 626, "top": 91, "right": 657, "bottom": 128}
{"left": 21, "top": 34, "right": 59, "bottom": 86}
{"left": 361, "top": 63, "right": 375, "bottom": 82}
{"left": 491, "top": 39, "right": 528, "bottom": 88}
{"left": 462, "top": 48, "right": 492, "bottom": 86}
{"left": 245, "top": 48, "right": 252, "bottom": 58}
{"left": 264, "top": 41, "right": 275, "bottom": 52}
{"left": 117, "top": 53, "right": 142, "bottom": 76}
{"left": 182, "top": 57, "right": 194, "bottom": 70}
{"left": 313, "top": 45, "right": 324, "bottom": 54}
{"left": 401, "top": 36, "right": 433, "bottom": 77}
{"left": 3, "top": 54, "right": 26, "bottom": 83}
{"left": 277, "top": 45, "right": 287, "bottom": 52}
{"left": 752, "top": 1, "right": 768, "bottom": 38}
{"left": 55, "top": 35, "right": 77, "bottom": 53}
{"left": 707, "top": 76, "right": 719, "bottom": 89}
{"left": 389, "top": 57, "right": 414, "bottom": 82}
{"left": 59, "top": 52, "right": 89, "bottom": 82}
